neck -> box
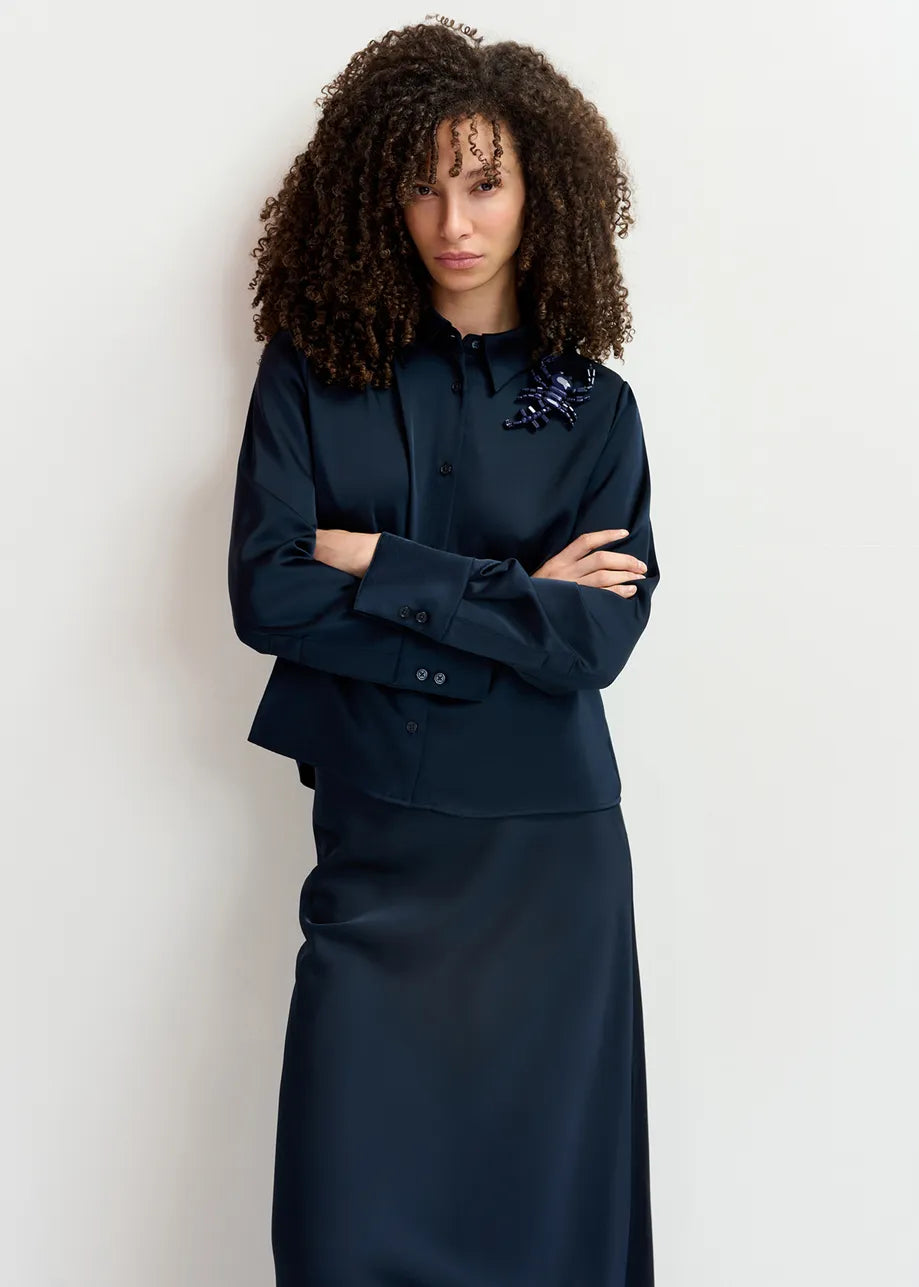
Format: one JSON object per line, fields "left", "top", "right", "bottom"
{"left": 428, "top": 264, "right": 522, "bottom": 337}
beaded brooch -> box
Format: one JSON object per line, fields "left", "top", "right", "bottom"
{"left": 503, "top": 352, "right": 597, "bottom": 433}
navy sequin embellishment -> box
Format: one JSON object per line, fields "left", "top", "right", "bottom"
{"left": 503, "top": 352, "right": 597, "bottom": 433}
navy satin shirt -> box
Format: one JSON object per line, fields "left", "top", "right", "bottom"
{"left": 227, "top": 304, "right": 659, "bottom": 815}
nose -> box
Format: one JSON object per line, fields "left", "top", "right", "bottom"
{"left": 439, "top": 193, "right": 474, "bottom": 243}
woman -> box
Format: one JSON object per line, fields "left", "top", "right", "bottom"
{"left": 228, "top": 15, "right": 660, "bottom": 1285}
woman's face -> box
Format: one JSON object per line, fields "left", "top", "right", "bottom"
{"left": 402, "top": 115, "right": 526, "bottom": 298}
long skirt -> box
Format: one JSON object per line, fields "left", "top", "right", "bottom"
{"left": 271, "top": 765, "right": 655, "bottom": 1286}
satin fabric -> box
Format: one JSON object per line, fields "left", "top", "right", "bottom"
{"left": 227, "top": 308, "right": 660, "bottom": 816}
{"left": 271, "top": 766, "right": 654, "bottom": 1285}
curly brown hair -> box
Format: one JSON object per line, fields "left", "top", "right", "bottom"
{"left": 248, "top": 15, "right": 637, "bottom": 390}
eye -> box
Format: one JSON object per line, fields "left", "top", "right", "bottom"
{"left": 410, "top": 180, "right": 498, "bottom": 198}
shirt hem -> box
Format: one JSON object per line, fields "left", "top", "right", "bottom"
{"left": 300, "top": 761, "right": 622, "bottom": 819}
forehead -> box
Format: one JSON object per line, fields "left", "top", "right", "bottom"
{"left": 424, "top": 114, "right": 516, "bottom": 164}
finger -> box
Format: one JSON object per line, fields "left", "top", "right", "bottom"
{"left": 574, "top": 535, "right": 646, "bottom": 573}
{"left": 574, "top": 528, "right": 629, "bottom": 553}
{"left": 579, "top": 551, "right": 648, "bottom": 577}
{"left": 599, "top": 570, "right": 645, "bottom": 585}
{"left": 577, "top": 569, "right": 642, "bottom": 591}
{"left": 605, "top": 558, "right": 647, "bottom": 575}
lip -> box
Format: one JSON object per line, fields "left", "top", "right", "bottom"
{"left": 436, "top": 253, "right": 483, "bottom": 267}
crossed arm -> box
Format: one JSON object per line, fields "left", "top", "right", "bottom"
{"left": 228, "top": 329, "right": 659, "bottom": 699}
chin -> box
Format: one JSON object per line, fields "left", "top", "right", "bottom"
{"left": 432, "top": 274, "right": 482, "bottom": 292}
{"left": 429, "top": 264, "right": 492, "bottom": 291}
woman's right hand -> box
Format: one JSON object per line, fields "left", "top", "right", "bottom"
{"left": 532, "top": 528, "right": 647, "bottom": 597}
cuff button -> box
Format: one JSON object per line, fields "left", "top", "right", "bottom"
{"left": 398, "top": 605, "right": 412, "bottom": 618}
{"left": 415, "top": 668, "right": 429, "bottom": 681}
{"left": 433, "top": 672, "right": 446, "bottom": 685}
{"left": 415, "top": 609, "right": 429, "bottom": 623}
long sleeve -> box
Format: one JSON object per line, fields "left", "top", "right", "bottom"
{"left": 227, "top": 330, "right": 496, "bottom": 701}
{"left": 352, "top": 378, "right": 659, "bottom": 695}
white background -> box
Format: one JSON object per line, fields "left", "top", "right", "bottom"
{"left": 2, "top": 2, "right": 917, "bottom": 1283}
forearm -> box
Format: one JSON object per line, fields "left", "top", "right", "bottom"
{"left": 353, "top": 529, "right": 656, "bottom": 694}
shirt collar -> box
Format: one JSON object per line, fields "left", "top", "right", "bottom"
{"left": 398, "top": 303, "right": 544, "bottom": 395}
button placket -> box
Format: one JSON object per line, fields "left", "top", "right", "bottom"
{"left": 442, "top": 357, "right": 461, "bottom": 481}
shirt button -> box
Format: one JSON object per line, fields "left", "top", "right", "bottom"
{"left": 451, "top": 380, "right": 462, "bottom": 393}
{"left": 470, "top": 339, "right": 481, "bottom": 350}
{"left": 415, "top": 667, "right": 429, "bottom": 681}
{"left": 433, "top": 672, "right": 446, "bottom": 685}
{"left": 398, "top": 605, "right": 412, "bottom": 618}
{"left": 415, "top": 609, "right": 429, "bottom": 623}
{"left": 439, "top": 461, "right": 453, "bottom": 475}
{"left": 405, "top": 720, "right": 419, "bottom": 734}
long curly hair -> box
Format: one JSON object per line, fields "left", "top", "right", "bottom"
{"left": 248, "top": 15, "right": 637, "bottom": 389}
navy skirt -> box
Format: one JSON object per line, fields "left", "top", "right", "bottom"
{"left": 271, "top": 766, "right": 654, "bottom": 1286}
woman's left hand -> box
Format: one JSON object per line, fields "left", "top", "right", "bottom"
{"left": 314, "top": 529, "right": 381, "bottom": 578}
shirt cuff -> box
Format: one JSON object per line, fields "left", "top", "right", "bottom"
{"left": 353, "top": 531, "right": 473, "bottom": 642}
{"left": 392, "top": 633, "right": 494, "bottom": 700}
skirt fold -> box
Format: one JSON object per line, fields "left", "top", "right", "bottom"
{"left": 272, "top": 767, "right": 654, "bottom": 1287}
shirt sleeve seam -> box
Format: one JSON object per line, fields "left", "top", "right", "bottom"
{"left": 238, "top": 471, "right": 313, "bottom": 527}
